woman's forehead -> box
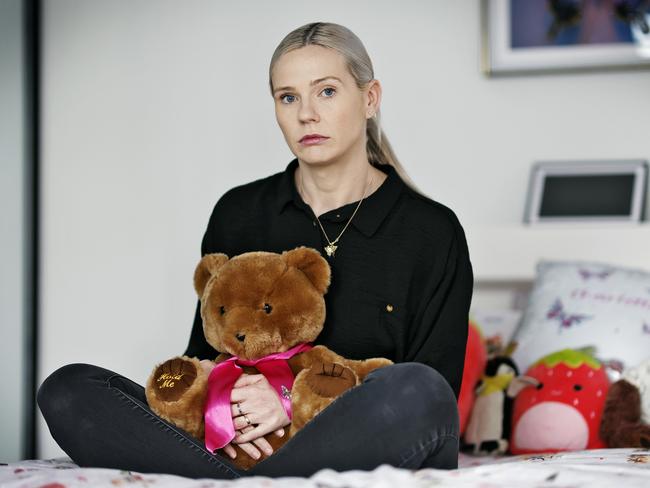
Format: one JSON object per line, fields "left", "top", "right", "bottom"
{"left": 272, "top": 46, "right": 350, "bottom": 88}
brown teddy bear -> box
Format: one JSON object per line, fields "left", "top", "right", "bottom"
{"left": 145, "top": 247, "right": 392, "bottom": 470}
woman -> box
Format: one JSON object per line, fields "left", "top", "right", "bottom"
{"left": 38, "top": 21, "right": 473, "bottom": 479}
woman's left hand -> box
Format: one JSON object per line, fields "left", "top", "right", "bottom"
{"left": 230, "top": 373, "right": 290, "bottom": 445}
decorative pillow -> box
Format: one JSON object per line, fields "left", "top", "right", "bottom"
{"left": 511, "top": 260, "right": 650, "bottom": 373}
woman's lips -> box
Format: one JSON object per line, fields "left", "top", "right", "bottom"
{"left": 300, "top": 135, "right": 329, "bottom": 145}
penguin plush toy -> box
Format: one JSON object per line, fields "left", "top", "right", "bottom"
{"left": 461, "top": 355, "right": 535, "bottom": 455}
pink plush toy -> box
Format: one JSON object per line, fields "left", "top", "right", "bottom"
{"left": 510, "top": 348, "right": 610, "bottom": 455}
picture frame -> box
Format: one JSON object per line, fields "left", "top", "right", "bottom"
{"left": 523, "top": 159, "right": 648, "bottom": 225}
{"left": 481, "top": 0, "right": 650, "bottom": 76}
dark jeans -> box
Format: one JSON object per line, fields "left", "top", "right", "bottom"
{"left": 37, "top": 362, "right": 459, "bottom": 479}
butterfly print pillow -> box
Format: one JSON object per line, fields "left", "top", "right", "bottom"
{"left": 511, "top": 260, "right": 650, "bottom": 372}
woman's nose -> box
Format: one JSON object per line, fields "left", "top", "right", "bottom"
{"left": 298, "top": 101, "right": 319, "bottom": 123}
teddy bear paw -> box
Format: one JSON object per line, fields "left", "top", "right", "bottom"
{"left": 150, "top": 357, "right": 200, "bottom": 402}
{"left": 304, "top": 361, "right": 358, "bottom": 398}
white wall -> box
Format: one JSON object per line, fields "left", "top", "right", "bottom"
{"left": 1, "top": 0, "right": 27, "bottom": 463}
{"left": 39, "top": 0, "right": 650, "bottom": 458}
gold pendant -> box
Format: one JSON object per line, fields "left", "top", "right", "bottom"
{"left": 324, "top": 244, "right": 337, "bottom": 257}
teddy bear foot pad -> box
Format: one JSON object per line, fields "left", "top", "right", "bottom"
{"left": 151, "top": 357, "right": 199, "bottom": 402}
{"left": 304, "top": 362, "right": 358, "bottom": 398}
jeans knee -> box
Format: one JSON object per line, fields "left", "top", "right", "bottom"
{"left": 37, "top": 363, "right": 101, "bottom": 418}
{"left": 372, "top": 363, "right": 459, "bottom": 431}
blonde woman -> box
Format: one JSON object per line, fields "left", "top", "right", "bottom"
{"left": 38, "top": 22, "right": 473, "bottom": 479}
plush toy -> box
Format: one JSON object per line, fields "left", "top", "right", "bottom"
{"left": 510, "top": 348, "right": 610, "bottom": 455}
{"left": 461, "top": 353, "right": 534, "bottom": 455}
{"left": 600, "top": 358, "right": 650, "bottom": 448}
{"left": 457, "top": 320, "right": 487, "bottom": 436}
{"left": 145, "top": 247, "right": 392, "bottom": 470}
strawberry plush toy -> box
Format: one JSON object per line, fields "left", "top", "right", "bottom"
{"left": 510, "top": 348, "right": 610, "bottom": 455}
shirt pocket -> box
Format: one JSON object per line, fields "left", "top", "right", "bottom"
{"left": 349, "top": 289, "right": 409, "bottom": 361}
{"left": 377, "top": 295, "right": 410, "bottom": 362}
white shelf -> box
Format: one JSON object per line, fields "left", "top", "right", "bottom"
{"left": 466, "top": 223, "right": 650, "bottom": 283}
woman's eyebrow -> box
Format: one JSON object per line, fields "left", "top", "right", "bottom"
{"left": 273, "top": 76, "right": 342, "bottom": 94}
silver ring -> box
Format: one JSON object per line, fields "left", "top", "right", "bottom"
{"left": 236, "top": 402, "right": 243, "bottom": 416}
{"left": 243, "top": 414, "right": 251, "bottom": 426}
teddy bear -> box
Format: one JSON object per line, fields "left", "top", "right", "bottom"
{"left": 145, "top": 246, "right": 393, "bottom": 470}
{"left": 600, "top": 357, "right": 650, "bottom": 448}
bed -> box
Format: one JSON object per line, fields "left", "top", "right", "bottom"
{"left": 9, "top": 261, "right": 649, "bottom": 487}
{"left": 3, "top": 449, "right": 650, "bottom": 488}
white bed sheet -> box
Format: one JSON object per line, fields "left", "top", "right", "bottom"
{"left": 2, "top": 448, "right": 649, "bottom": 488}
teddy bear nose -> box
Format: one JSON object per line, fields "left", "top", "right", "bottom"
{"left": 236, "top": 333, "right": 246, "bottom": 342}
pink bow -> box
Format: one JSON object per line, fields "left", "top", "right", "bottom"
{"left": 204, "top": 342, "right": 313, "bottom": 453}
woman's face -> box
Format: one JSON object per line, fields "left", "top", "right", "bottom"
{"left": 271, "top": 44, "right": 378, "bottom": 167}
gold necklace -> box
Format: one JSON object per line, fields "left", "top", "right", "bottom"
{"left": 299, "top": 169, "right": 373, "bottom": 257}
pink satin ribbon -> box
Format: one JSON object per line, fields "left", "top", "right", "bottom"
{"left": 204, "top": 342, "right": 313, "bottom": 453}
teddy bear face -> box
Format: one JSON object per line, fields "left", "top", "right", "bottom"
{"left": 195, "top": 248, "right": 330, "bottom": 360}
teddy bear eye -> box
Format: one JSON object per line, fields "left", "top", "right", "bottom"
{"left": 219, "top": 306, "right": 226, "bottom": 315}
{"left": 573, "top": 384, "right": 583, "bottom": 391}
{"left": 536, "top": 382, "right": 544, "bottom": 390}
{"left": 263, "top": 303, "right": 273, "bottom": 314}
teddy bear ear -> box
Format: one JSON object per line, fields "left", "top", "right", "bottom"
{"left": 193, "top": 253, "right": 229, "bottom": 297}
{"left": 282, "top": 247, "right": 331, "bottom": 294}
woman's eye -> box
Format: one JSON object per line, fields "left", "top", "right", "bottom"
{"left": 279, "top": 88, "right": 335, "bottom": 104}
{"left": 263, "top": 303, "right": 273, "bottom": 314}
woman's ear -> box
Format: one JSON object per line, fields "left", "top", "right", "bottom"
{"left": 193, "top": 253, "right": 229, "bottom": 297}
{"left": 365, "top": 78, "right": 382, "bottom": 118}
{"left": 282, "top": 247, "right": 331, "bottom": 294}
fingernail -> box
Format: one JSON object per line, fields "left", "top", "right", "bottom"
{"left": 265, "top": 448, "right": 273, "bottom": 456}
{"left": 277, "top": 429, "right": 285, "bottom": 437}
{"left": 253, "top": 452, "right": 261, "bottom": 459}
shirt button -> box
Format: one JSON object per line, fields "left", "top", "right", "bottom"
{"left": 385, "top": 304, "right": 394, "bottom": 313}
{"left": 312, "top": 221, "right": 316, "bottom": 226}
{"left": 336, "top": 214, "right": 341, "bottom": 218}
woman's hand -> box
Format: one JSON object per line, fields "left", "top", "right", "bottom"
{"left": 221, "top": 425, "right": 285, "bottom": 460}
{"left": 223, "top": 373, "right": 290, "bottom": 459}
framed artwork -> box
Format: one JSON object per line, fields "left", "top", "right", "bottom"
{"left": 523, "top": 159, "right": 648, "bottom": 224}
{"left": 481, "top": 0, "right": 650, "bottom": 75}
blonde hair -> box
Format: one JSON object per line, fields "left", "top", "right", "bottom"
{"left": 268, "top": 21, "right": 421, "bottom": 193}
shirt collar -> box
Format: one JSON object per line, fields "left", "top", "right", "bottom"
{"left": 274, "top": 158, "right": 405, "bottom": 238}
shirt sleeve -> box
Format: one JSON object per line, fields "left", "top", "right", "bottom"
{"left": 404, "top": 216, "right": 474, "bottom": 399}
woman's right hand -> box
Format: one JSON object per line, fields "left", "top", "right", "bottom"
{"left": 200, "top": 361, "right": 285, "bottom": 460}
{"left": 222, "top": 426, "right": 285, "bottom": 461}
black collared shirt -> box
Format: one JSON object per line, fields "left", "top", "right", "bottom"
{"left": 184, "top": 158, "right": 473, "bottom": 398}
